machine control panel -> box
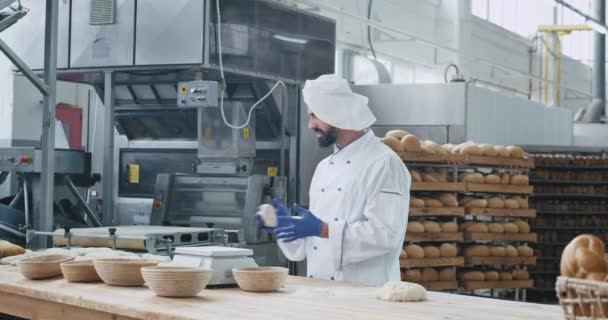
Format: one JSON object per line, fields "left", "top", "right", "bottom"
{"left": 177, "top": 80, "right": 220, "bottom": 108}
{"left": 0, "top": 148, "right": 35, "bottom": 172}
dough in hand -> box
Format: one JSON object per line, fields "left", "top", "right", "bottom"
{"left": 257, "top": 204, "right": 277, "bottom": 227}
{"left": 376, "top": 281, "right": 427, "bottom": 302}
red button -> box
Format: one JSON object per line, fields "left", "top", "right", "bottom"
{"left": 19, "top": 155, "right": 32, "bottom": 164}
{"left": 153, "top": 198, "right": 163, "bottom": 209}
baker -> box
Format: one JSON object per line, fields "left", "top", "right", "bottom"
{"left": 258, "top": 74, "right": 411, "bottom": 286}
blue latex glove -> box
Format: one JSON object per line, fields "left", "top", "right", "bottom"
{"left": 256, "top": 198, "right": 291, "bottom": 233}
{"left": 274, "top": 204, "right": 324, "bottom": 242}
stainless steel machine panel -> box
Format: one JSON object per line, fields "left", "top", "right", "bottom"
{"left": 70, "top": 0, "right": 135, "bottom": 67}
{"left": 5, "top": 0, "right": 70, "bottom": 69}
{"left": 197, "top": 106, "right": 256, "bottom": 160}
{"left": 0, "top": 148, "right": 89, "bottom": 175}
{"left": 135, "top": 0, "right": 204, "bottom": 65}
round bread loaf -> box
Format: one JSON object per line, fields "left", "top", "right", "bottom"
{"left": 458, "top": 221, "right": 475, "bottom": 232}
{"left": 440, "top": 144, "right": 454, "bottom": 154}
{"left": 515, "top": 196, "right": 529, "bottom": 209}
{"left": 421, "top": 173, "right": 439, "bottom": 183}
{"left": 407, "top": 222, "right": 425, "bottom": 233}
{"left": 587, "top": 272, "right": 608, "bottom": 281}
{"left": 495, "top": 145, "right": 511, "bottom": 157}
{"left": 461, "top": 173, "right": 484, "bottom": 184}
{"left": 511, "top": 174, "right": 529, "bottom": 185}
{"left": 386, "top": 130, "right": 410, "bottom": 140}
{"left": 503, "top": 222, "right": 520, "bottom": 233}
{"left": 460, "top": 271, "right": 485, "bottom": 281}
{"left": 460, "top": 144, "right": 483, "bottom": 156}
{"left": 464, "top": 199, "right": 488, "bottom": 208}
{"left": 507, "top": 146, "right": 525, "bottom": 158}
{"left": 423, "top": 221, "right": 441, "bottom": 233}
{"left": 441, "top": 222, "right": 458, "bottom": 233}
{"left": 512, "top": 269, "right": 530, "bottom": 280}
{"left": 400, "top": 250, "right": 408, "bottom": 259}
{"left": 403, "top": 269, "right": 422, "bottom": 282}
{"left": 512, "top": 220, "right": 530, "bottom": 233}
{"left": 423, "top": 246, "right": 440, "bottom": 258}
{"left": 484, "top": 271, "right": 500, "bottom": 281}
{"left": 439, "top": 193, "right": 458, "bottom": 207}
{"left": 501, "top": 173, "right": 511, "bottom": 185}
{"left": 422, "top": 141, "right": 442, "bottom": 155}
{"left": 405, "top": 244, "right": 425, "bottom": 259}
{"left": 499, "top": 272, "right": 513, "bottom": 281}
{"left": 480, "top": 144, "right": 498, "bottom": 157}
{"left": 438, "top": 268, "right": 455, "bottom": 281}
{"left": 487, "top": 223, "right": 505, "bottom": 233}
{"left": 490, "top": 246, "right": 506, "bottom": 257}
{"left": 561, "top": 235, "right": 607, "bottom": 279}
{"left": 517, "top": 245, "right": 534, "bottom": 257}
{"left": 410, "top": 170, "right": 422, "bottom": 182}
{"left": 382, "top": 136, "right": 402, "bottom": 151}
{"left": 459, "top": 196, "right": 475, "bottom": 206}
{"left": 410, "top": 197, "right": 425, "bottom": 208}
{"left": 423, "top": 198, "right": 443, "bottom": 208}
{"left": 439, "top": 243, "right": 458, "bottom": 257}
{"left": 484, "top": 174, "right": 501, "bottom": 184}
{"left": 421, "top": 268, "right": 439, "bottom": 281}
{"left": 505, "top": 245, "right": 519, "bottom": 257}
{"left": 466, "top": 223, "right": 488, "bottom": 233}
{"left": 401, "top": 135, "right": 422, "bottom": 153}
{"left": 431, "top": 169, "right": 449, "bottom": 183}
{"left": 465, "top": 245, "right": 490, "bottom": 257}
{"left": 487, "top": 197, "right": 505, "bottom": 209}
{"left": 504, "top": 199, "right": 520, "bottom": 209}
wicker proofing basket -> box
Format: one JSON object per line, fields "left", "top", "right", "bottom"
{"left": 18, "top": 255, "right": 75, "bottom": 280}
{"left": 556, "top": 276, "right": 608, "bottom": 319}
{"left": 232, "top": 267, "right": 288, "bottom": 292}
{"left": 60, "top": 260, "right": 101, "bottom": 283}
{"left": 93, "top": 259, "right": 158, "bottom": 286}
{"left": 142, "top": 266, "right": 213, "bottom": 297}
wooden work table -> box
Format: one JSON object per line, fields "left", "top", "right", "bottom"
{"left": 0, "top": 267, "right": 561, "bottom": 320}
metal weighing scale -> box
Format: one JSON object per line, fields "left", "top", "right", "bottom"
{"left": 172, "top": 246, "right": 258, "bottom": 285}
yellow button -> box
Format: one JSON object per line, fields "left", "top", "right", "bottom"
{"left": 267, "top": 167, "right": 278, "bottom": 177}
{"left": 243, "top": 127, "right": 250, "bottom": 139}
{"left": 128, "top": 164, "right": 140, "bottom": 184}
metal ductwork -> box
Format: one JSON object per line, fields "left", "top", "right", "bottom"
{"left": 580, "top": 0, "right": 606, "bottom": 123}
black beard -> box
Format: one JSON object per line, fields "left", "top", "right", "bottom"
{"left": 315, "top": 127, "right": 338, "bottom": 148}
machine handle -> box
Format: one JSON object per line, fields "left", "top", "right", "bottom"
{"left": 108, "top": 228, "right": 117, "bottom": 236}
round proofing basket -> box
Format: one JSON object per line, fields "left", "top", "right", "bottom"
{"left": 233, "top": 267, "right": 288, "bottom": 292}
{"left": 142, "top": 266, "right": 213, "bottom": 297}
{"left": 556, "top": 276, "right": 608, "bottom": 319}
{"left": 18, "top": 255, "right": 75, "bottom": 280}
{"left": 93, "top": 259, "right": 158, "bottom": 286}
{"left": 60, "top": 260, "right": 101, "bottom": 283}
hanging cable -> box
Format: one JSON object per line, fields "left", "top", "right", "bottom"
{"left": 215, "top": 0, "right": 287, "bottom": 129}
{"left": 367, "top": 0, "right": 377, "bottom": 61}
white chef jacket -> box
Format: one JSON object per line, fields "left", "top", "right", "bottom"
{"left": 278, "top": 130, "right": 410, "bottom": 286}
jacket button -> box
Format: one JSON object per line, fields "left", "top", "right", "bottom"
{"left": 338, "top": 187, "right": 342, "bottom": 191}
{"left": 309, "top": 275, "right": 313, "bottom": 278}
{"left": 334, "top": 218, "right": 338, "bottom": 221}
{"left": 313, "top": 246, "right": 317, "bottom": 250}
{"left": 321, "top": 189, "right": 325, "bottom": 192}
{"left": 331, "top": 277, "right": 335, "bottom": 280}
{"left": 347, "top": 160, "right": 351, "bottom": 164}
{"left": 330, "top": 162, "right": 334, "bottom": 165}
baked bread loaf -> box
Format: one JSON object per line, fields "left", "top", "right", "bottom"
{"left": 560, "top": 234, "right": 607, "bottom": 279}
{"left": 484, "top": 174, "right": 501, "bottom": 184}
{"left": 587, "top": 272, "right": 607, "bottom": 281}
{"left": 422, "top": 141, "right": 442, "bottom": 155}
{"left": 440, "top": 144, "right": 454, "bottom": 154}
{"left": 499, "top": 272, "right": 513, "bottom": 280}
{"left": 505, "top": 245, "right": 519, "bottom": 257}
{"left": 431, "top": 169, "right": 449, "bottom": 183}
{"left": 494, "top": 145, "right": 511, "bottom": 157}
{"left": 423, "top": 246, "right": 441, "bottom": 258}
{"left": 410, "top": 197, "right": 425, "bottom": 208}
{"left": 503, "top": 199, "right": 520, "bottom": 209}
{"left": 484, "top": 271, "right": 500, "bottom": 281}
{"left": 466, "top": 223, "right": 488, "bottom": 233}
{"left": 511, "top": 196, "right": 529, "bottom": 209}
{"left": 465, "top": 245, "right": 490, "bottom": 257}
{"left": 407, "top": 222, "right": 425, "bottom": 233}
{"left": 382, "top": 136, "right": 402, "bottom": 151}
{"left": 421, "top": 173, "right": 439, "bottom": 183}
{"left": 423, "top": 198, "right": 443, "bottom": 208}
{"left": 401, "top": 135, "right": 422, "bottom": 153}
{"left": 439, "top": 193, "right": 458, "bottom": 207}
{"left": 421, "top": 268, "right": 439, "bottom": 281}
{"left": 501, "top": 173, "right": 511, "bottom": 185}
{"left": 440, "top": 222, "right": 458, "bottom": 233}
{"left": 480, "top": 144, "right": 498, "bottom": 157}
{"left": 459, "top": 144, "right": 483, "bottom": 156}
{"left": 511, "top": 174, "right": 529, "bottom": 185}
{"left": 487, "top": 223, "right": 504, "bottom": 233}
{"left": 487, "top": 197, "right": 505, "bottom": 209}
{"left": 512, "top": 220, "right": 530, "bottom": 233}
{"left": 438, "top": 268, "right": 455, "bottom": 281}
{"left": 423, "top": 221, "right": 442, "bottom": 233}
{"left": 461, "top": 271, "right": 485, "bottom": 281}
{"left": 386, "top": 130, "right": 410, "bottom": 140}
{"left": 0, "top": 241, "right": 25, "bottom": 258}
{"left": 458, "top": 221, "right": 475, "bottom": 232}
{"left": 439, "top": 243, "right": 458, "bottom": 257}
{"left": 400, "top": 250, "right": 408, "bottom": 259}
{"left": 403, "top": 269, "right": 422, "bottom": 282}
{"left": 405, "top": 244, "right": 425, "bottom": 259}
{"left": 507, "top": 146, "right": 525, "bottom": 158}
{"left": 460, "top": 172, "right": 484, "bottom": 184}
{"left": 490, "top": 246, "right": 506, "bottom": 257}
{"left": 512, "top": 269, "right": 530, "bottom": 280}
{"left": 459, "top": 196, "right": 475, "bottom": 206}
{"left": 502, "top": 223, "right": 519, "bottom": 233}
{"left": 517, "top": 245, "right": 534, "bottom": 257}
{"left": 410, "top": 170, "right": 422, "bottom": 182}
{"left": 464, "top": 199, "right": 488, "bottom": 208}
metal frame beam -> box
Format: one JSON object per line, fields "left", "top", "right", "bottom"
{"left": 102, "top": 71, "right": 115, "bottom": 226}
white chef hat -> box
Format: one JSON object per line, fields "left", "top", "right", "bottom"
{"left": 302, "top": 74, "right": 376, "bottom": 130}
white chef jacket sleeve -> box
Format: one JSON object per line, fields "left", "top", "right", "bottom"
{"left": 277, "top": 238, "right": 307, "bottom": 261}
{"left": 328, "top": 156, "right": 410, "bottom": 268}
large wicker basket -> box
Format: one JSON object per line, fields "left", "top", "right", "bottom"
{"left": 556, "top": 276, "right": 608, "bottom": 319}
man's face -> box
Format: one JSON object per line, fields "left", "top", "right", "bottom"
{"left": 308, "top": 114, "right": 338, "bottom": 148}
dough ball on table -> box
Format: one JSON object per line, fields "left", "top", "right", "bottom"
{"left": 561, "top": 234, "right": 607, "bottom": 279}
{"left": 401, "top": 135, "right": 422, "bottom": 153}
{"left": 512, "top": 220, "right": 530, "bottom": 233}
{"left": 403, "top": 269, "right": 422, "bottom": 282}
{"left": 460, "top": 271, "right": 485, "bottom": 281}
{"left": 517, "top": 245, "right": 534, "bottom": 257}
{"left": 484, "top": 174, "right": 501, "bottom": 185}
{"left": 421, "top": 268, "right": 439, "bottom": 281}
{"left": 423, "top": 246, "right": 441, "bottom": 258}
{"left": 382, "top": 136, "right": 402, "bottom": 152}
{"left": 494, "top": 145, "right": 511, "bottom": 157}
{"left": 489, "top": 246, "right": 506, "bottom": 257}
{"left": 499, "top": 272, "right": 513, "bottom": 281}
{"left": 410, "top": 170, "right": 422, "bottom": 183}
{"left": 502, "top": 223, "right": 520, "bottom": 233}
{"left": 439, "top": 268, "right": 455, "bottom": 281}
{"left": 465, "top": 245, "right": 490, "bottom": 257}
{"left": 480, "top": 144, "right": 498, "bottom": 157}
{"left": 484, "top": 271, "right": 500, "bottom": 281}
{"left": 465, "top": 222, "right": 488, "bottom": 233}
{"left": 422, "top": 198, "right": 443, "bottom": 208}
{"left": 258, "top": 204, "right": 278, "bottom": 227}
{"left": 440, "top": 222, "right": 458, "bottom": 233}
{"left": 464, "top": 199, "right": 488, "bottom": 208}
{"left": 0, "top": 240, "right": 25, "bottom": 258}
{"left": 503, "top": 199, "right": 520, "bottom": 209}
{"left": 376, "top": 281, "right": 427, "bottom": 302}
{"left": 512, "top": 269, "right": 530, "bottom": 280}
{"left": 410, "top": 197, "right": 425, "bottom": 208}
{"left": 439, "top": 193, "right": 458, "bottom": 207}
{"left": 511, "top": 175, "right": 529, "bottom": 186}
{"left": 405, "top": 244, "right": 425, "bottom": 259}
{"left": 505, "top": 245, "right": 519, "bottom": 257}
{"left": 407, "top": 222, "right": 425, "bottom": 233}
{"left": 501, "top": 173, "right": 511, "bottom": 185}
{"left": 423, "top": 221, "right": 441, "bottom": 233}
{"left": 385, "top": 130, "right": 410, "bottom": 140}
{"left": 439, "top": 243, "right": 458, "bottom": 257}
{"left": 487, "top": 223, "right": 504, "bottom": 233}
{"left": 487, "top": 197, "right": 505, "bottom": 209}
{"left": 507, "top": 146, "right": 525, "bottom": 158}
